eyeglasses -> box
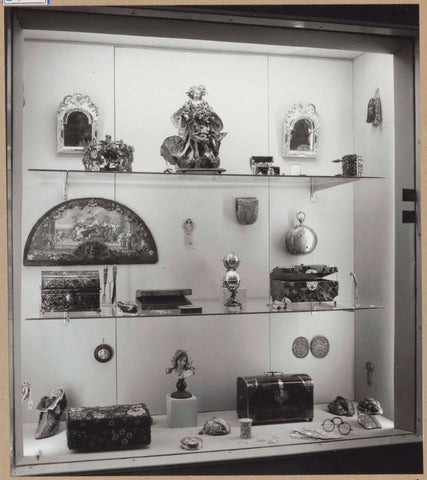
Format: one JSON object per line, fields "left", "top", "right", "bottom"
{"left": 322, "top": 416, "right": 352, "bottom": 435}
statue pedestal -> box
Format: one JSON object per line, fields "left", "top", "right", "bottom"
{"left": 166, "top": 393, "right": 198, "bottom": 428}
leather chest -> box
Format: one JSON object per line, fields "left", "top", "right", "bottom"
{"left": 237, "top": 372, "right": 314, "bottom": 425}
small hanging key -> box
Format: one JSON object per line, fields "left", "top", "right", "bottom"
{"left": 183, "top": 218, "right": 194, "bottom": 246}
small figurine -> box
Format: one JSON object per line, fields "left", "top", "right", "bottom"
{"left": 160, "top": 85, "right": 227, "bottom": 171}
{"left": 165, "top": 349, "right": 195, "bottom": 399}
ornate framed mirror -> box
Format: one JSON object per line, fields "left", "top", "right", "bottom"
{"left": 57, "top": 93, "right": 99, "bottom": 153}
{"left": 283, "top": 103, "right": 320, "bottom": 158}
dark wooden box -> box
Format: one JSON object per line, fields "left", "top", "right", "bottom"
{"left": 237, "top": 372, "right": 313, "bottom": 425}
{"left": 66, "top": 403, "right": 152, "bottom": 451}
{"left": 136, "top": 289, "right": 192, "bottom": 310}
{"left": 41, "top": 270, "right": 100, "bottom": 313}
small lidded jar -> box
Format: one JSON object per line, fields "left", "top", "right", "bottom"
{"left": 239, "top": 418, "right": 253, "bottom": 439}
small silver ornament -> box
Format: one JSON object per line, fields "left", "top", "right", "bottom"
{"left": 223, "top": 251, "right": 240, "bottom": 270}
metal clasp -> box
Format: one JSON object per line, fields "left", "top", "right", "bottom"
{"left": 264, "top": 371, "right": 283, "bottom": 376}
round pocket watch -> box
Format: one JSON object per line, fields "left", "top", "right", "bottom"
{"left": 285, "top": 211, "right": 318, "bottom": 255}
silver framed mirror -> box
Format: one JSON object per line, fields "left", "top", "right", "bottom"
{"left": 57, "top": 93, "right": 99, "bottom": 154}
{"left": 283, "top": 103, "right": 320, "bottom": 158}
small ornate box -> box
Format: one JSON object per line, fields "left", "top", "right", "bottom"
{"left": 41, "top": 270, "right": 100, "bottom": 313}
{"left": 66, "top": 403, "right": 152, "bottom": 451}
{"left": 237, "top": 372, "right": 313, "bottom": 425}
{"left": 270, "top": 264, "right": 338, "bottom": 304}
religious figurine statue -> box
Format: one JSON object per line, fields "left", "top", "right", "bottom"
{"left": 160, "top": 85, "right": 227, "bottom": 171}
{"left": 165, "top": 349, "right": 196, "bottom": 399}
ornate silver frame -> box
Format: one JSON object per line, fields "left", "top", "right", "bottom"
{"left": 283, "top": 102, "right": 320, "bottom": 158}
{"left": 57, "top": 93, "right": 99, "bottom": 154}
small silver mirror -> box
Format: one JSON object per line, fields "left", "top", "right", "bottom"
{"left": 57, "top": 93, "right": 99, "bottom": 154}
{"left": 283, "top": 103, "right": 319, "bottom": 158}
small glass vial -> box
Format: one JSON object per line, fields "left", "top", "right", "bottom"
{"left": 239, "top": 418, "right": 253, "bottom": 439}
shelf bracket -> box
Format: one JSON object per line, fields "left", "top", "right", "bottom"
{"left": 62, "top": 171, "right": 69, "bottom": 201}
{"left": 64, "top": 312, "right": 70, "bottom": 326}
{"left": 310, "top": 178, "right": 316, "bottom": 202}
{"left": 35, "top": 449, "right": 41, "bottom": 461}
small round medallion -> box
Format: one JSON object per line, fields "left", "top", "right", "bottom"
{"left": 310, "top": 335, "right": 330, "bottom": 358}
{"left": 292, "top": 336, "right": 309, "bottom": 358}
{"left": 94, "top": 344, "right": 114, "bottom": 363}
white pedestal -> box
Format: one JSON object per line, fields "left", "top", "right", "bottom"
{"left": 166, "top": 393, "right": 198, "bottom": 428}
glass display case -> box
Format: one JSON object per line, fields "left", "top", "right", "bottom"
{"left": 6, "top": 5, "right": 421, "bottom": 476}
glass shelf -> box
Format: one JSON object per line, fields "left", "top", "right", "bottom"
{"left": 28, "top": 168, "right": 384, "bottom": 194}
{"left": 25, "top": 298, "right": 384, "bottom": 320}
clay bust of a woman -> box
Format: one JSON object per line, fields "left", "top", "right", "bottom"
{"left": 166, "top": 349, "right": 195, "bottom": 398}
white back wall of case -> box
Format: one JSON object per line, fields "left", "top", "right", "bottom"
{"left": 353, "top": 53, "right": 395, "bottom": 419}
{"left": 21, "top": 41, "right": 116, "bottom": 423}
{"left": 114, "top": 46, "right": 269, "bottom": 174}
{"left": 116, "top": 314, "right": 270, "bottom": 415}
{"left": 268, "top": 56, "right": 354, "bottom": 175}
{"left": 19, "top": 37, "right": 387, "bottom": 423}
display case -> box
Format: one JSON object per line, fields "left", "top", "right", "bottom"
{"left": 6, "top": 5, "right": 421, "bottom": 476}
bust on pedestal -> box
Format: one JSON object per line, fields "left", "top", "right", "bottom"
{"left": 165, "top": 349, "right": 198, "bottom": 428}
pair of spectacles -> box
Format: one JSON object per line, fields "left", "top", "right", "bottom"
{"left": 322, "top": 417, "right": 352, "bottom": 435}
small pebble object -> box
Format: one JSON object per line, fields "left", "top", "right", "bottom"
{"left": 239, "top": 418, "right": 253, "bottom": 439}
{"left": 198, "top": 417, "right": 231, "bottom": 436}
{"left": 327, "top": 396, "right": 355, "bottom": 417}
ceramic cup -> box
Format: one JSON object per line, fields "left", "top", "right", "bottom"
{"left": 239, "top": 418, "right": 253, "bottom": 439}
